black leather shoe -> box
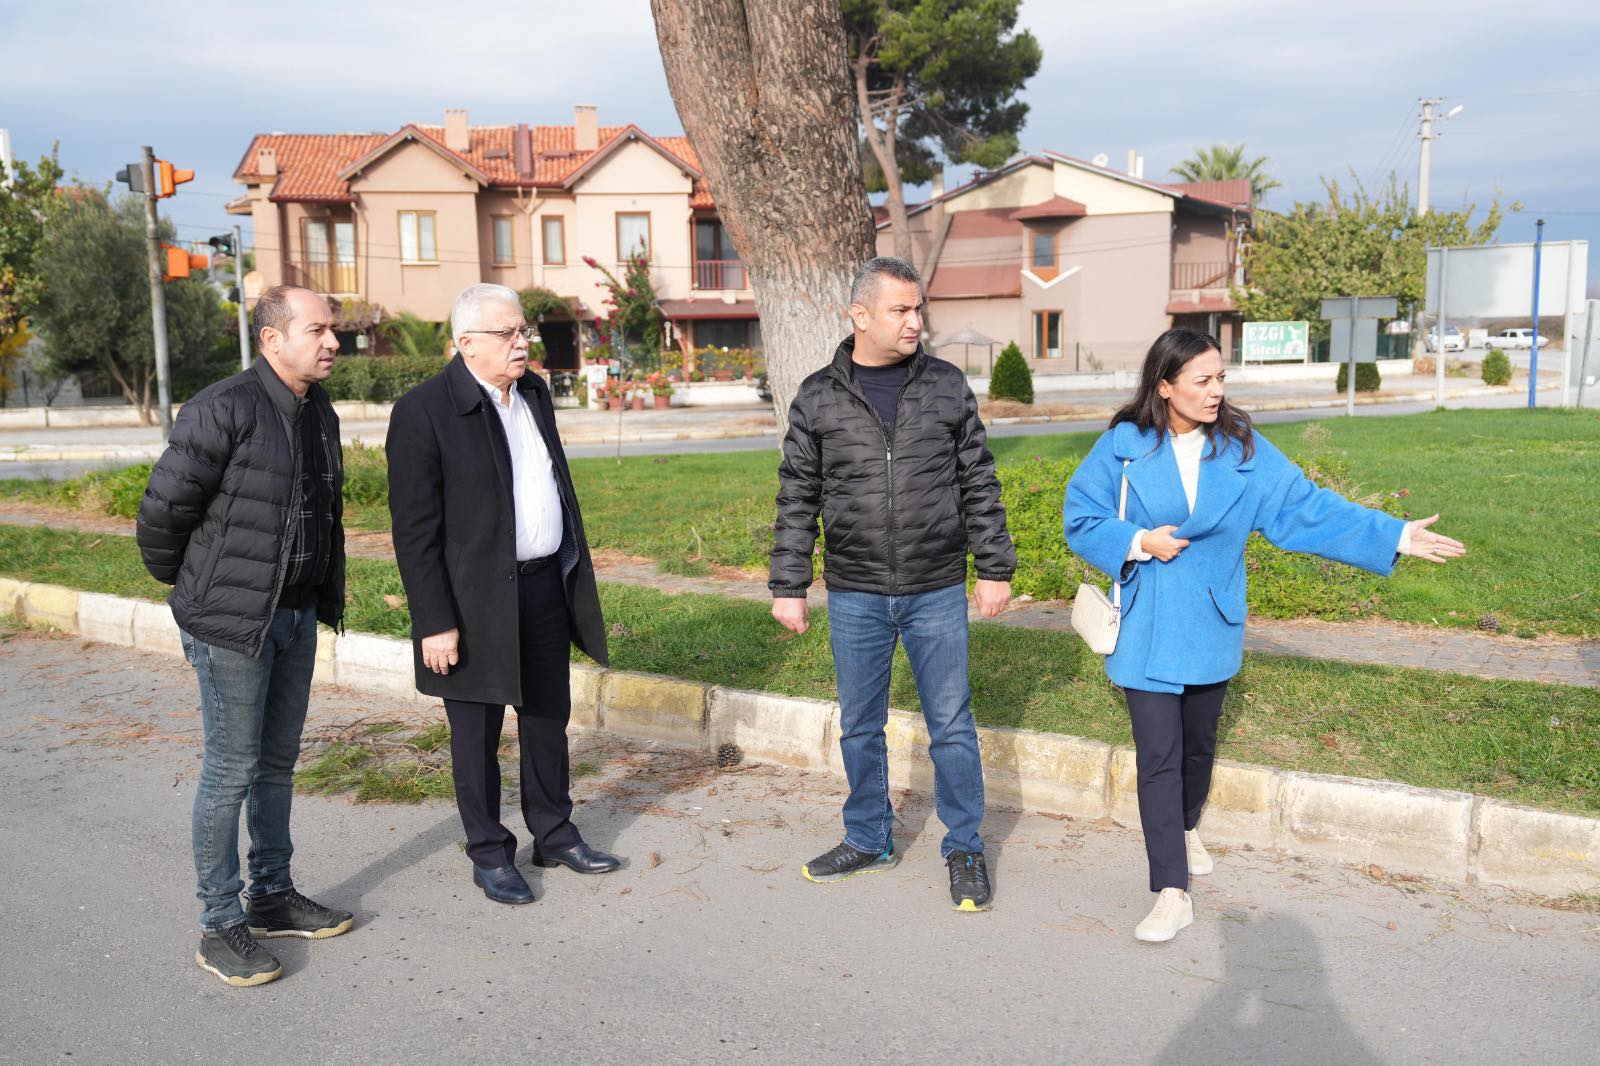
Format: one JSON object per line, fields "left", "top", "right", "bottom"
{"left": 472, "top": 863, "right": 535, "bottom": 905}
{"left": 535, "top": 841, "right": 622, "bottom": 874}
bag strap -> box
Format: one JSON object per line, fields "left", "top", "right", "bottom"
{"left": 1113, "top": 460, "right": 1130, "bottom": 611}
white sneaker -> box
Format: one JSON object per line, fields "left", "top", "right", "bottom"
{"left": 1185, "top": 829, "right": 1214, "bottom": 876}
{"left": 1135, "top": 887, "right": 1194, "bottom": 943}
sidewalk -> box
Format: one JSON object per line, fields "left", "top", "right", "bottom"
{"left": 0, "top": 373, "right": 1557, "bottom": 463}
{"left": 3, "top": 629, "right": 1598, "bottom": 1063}
{"left": 2, "top": 501, "right": 1594, "bottom": 688}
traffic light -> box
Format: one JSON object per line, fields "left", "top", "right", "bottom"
{"left": 207, "top": 233, "right": 235, "bottom": 257}
{"left": 155, "top": 159, "right": 195, "bottom": 199}
{"left": 162, "top": 244, "right": 209, "bottom": 281}
{"left": 114, "top": 164, "right": 145, "bottom": 194}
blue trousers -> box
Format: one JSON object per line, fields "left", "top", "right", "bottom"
{"left": 183, "top": 606, "right": 317, "bottom": 930}
{"left": 827, "top": 583, "right": 985, "bottom": 858}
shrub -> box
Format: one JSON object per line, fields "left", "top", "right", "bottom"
{"left": 1481, "top": 348, "right": 1512, "bottom": 386}
{"left": 988, "top": 342, "right": 1033, "bottom": 404}
{"left": 1334, "top": 362, "right": 1381, "bottom": 393}
{"left": 341, "top": 442, "right": 390, "bottom": 507}
{"left": 380, "top": 313, "right": 451, "bottom": 361}
{"left": 323, "top": 353, "right": 448, "bottom": 402}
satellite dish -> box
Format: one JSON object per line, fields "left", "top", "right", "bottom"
{"left": 1091, "top": 153, "right": 1110, "bottom": 168}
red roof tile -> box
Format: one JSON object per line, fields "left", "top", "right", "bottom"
{"left": 1010, "top": 196, "right": 1087, "bottom": 220}
{"left": 233, "top": 122, "right": 711, "bottom": 206}
{"left": 927, "top": 263, "right": 1021, "bottom": 300}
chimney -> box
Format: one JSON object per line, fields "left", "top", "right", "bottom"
{"left": 1126, "top": 149, "right": 1137, "bottom": 177}
{"left": 514, "top": 123, "right": 533, "bottom": 181}
{"left": 1135, "top": 154, "right": 1145, "bottom": 180}
{"left": 256, "top": 146, "right": 277, "bottom": 176}
{"left": 575, "top": 104, "right": 599, "bottom": 152}
{"left": 930, "top": 165, "right": 945, "bottom": 201}
{"left": 444, "top": 108, "right": 470, "bottom": 152}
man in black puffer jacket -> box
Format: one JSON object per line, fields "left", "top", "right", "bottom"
{"left": 770, "top": 256, "right": 1016, "bottom": 913}
{"left": 137, "top": 285, "right": 353, "bottom": 988}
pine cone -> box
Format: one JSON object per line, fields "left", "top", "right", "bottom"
{"left": 716, "top": 742, "right": 743, "bottom": 769}
{"left": 1477, "top": 614, "right": 1502, "bottom": 633}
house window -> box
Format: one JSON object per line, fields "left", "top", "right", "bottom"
{"left": 492, "top": 216, "right": 514, "bottom": 265}
{"left": 399, "top": 211, "right": 437, "bottom": 263}
{"left": 693, "top": 218, "right": 744, "bottom": 289}
{"left": 298, "top": 218, "right": 356, "bottom": 293}
{"left": 616, "top": 212, "right": 651, "bottom": 262}
{"left": 1033, "top": 311, "right": 1062, "bottom": 359}
{"left": 542, "top": 216, "right": 565, "bottom": 265}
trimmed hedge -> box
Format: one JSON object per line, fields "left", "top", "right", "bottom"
{"left": 322, "top": 354, "right": 450, "bottom": 403}
{"left": 1335, "top": 362, "right": 1382, "bottom": 393}
{"left": 988, "top": 341, "right": 1033, "bottom": 403}
{"left": 1481, "top": 348, "right": 1512, "bottom": 386}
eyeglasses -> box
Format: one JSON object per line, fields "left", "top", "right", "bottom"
{"left": 463, "top": 325, "right": 540, "bottom": 343}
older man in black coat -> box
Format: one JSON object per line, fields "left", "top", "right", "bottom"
{"left": 386, "top": 283, "right": 614, "bottom": 905}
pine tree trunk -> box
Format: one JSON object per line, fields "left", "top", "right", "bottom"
{"left": 651, "top": 0, "right": 877, "bottom": 432}
{"left": 854, "top": 61, "right": 914, "bottom": 266}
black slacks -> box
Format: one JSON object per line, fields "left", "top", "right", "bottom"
{"left": 1124, "top": 681, "right": 1229, "bottom": 893}
{"left": 444, "top": 560, "right": 580, "bottom": 869}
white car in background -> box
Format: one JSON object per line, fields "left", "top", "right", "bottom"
{"left": 1485, "top": 328, "right": 1549, "bottom": 350}
{"left": 1426, "top": 326, "right": 1465, "bottom": 353}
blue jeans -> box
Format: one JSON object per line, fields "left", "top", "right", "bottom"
{"left": 182, "top": 607, "right": 318, "bottom": 930}
{"left": 827, "top": 583, "right": 984, "bottom": 858}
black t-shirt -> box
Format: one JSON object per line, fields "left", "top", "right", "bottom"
{"left": 851, "top": 357, "right": 911, "bottom": 430}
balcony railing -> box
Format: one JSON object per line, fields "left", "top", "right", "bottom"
{"left": 286, "top": 260, "right": 359, "bottom": 296}
{"left": 693, "top": 259, "right": 746, "bottom": 290}
{"left": 1170, "top": 261, "right": 1232, "bottom": 290}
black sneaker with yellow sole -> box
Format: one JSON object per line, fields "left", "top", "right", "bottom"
{"left": 245, "top": 888, "right": 354, "bottom": 939}
{"left": 946, "top": 849, "right": 992, "bottom": 912}
{"left": 195, "top": 923, "right": 282, "bottom": 987}
{"left": 801, "top": 840, "right": 898, "bottom": 883}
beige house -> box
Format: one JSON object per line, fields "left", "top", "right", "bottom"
{"left": 229, "top": 107, "right": 758, "bottom": 370}
{"left": 877, "top": 152, "right": 1252, "bottom": 372}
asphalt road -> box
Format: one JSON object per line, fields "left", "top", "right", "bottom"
{"left": 2, "top": 631, "right": 1597, "bottom": 1064}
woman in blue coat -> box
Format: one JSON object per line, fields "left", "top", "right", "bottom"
{"left": 1065, "top": 328, "right": 1464, "bottom": 943}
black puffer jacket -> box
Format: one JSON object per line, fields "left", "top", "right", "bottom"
{"left": 769, "top": 337, "right": 1015, "bottom": 597}
{"left": 136, "top": 361, "right": 345, "bottom": 657}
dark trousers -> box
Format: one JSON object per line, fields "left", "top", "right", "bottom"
{"left": 443, "top": 561, "right": 580, "bottom": 869}
{"left": 1125, "top": 681, "right": 1229, "bottom": 893}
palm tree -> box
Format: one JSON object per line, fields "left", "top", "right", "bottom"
{"left": 380, "top": 312, "right": 452, "bottom": 360}
{"left": 1170, "top": 143, "right": 1281, "bottom": 205}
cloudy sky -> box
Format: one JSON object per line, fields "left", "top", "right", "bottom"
{"left": 5, "top": 0, "right": 1597, "bottom": 259}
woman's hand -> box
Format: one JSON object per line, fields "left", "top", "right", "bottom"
{"left": 1140, "top": 525, "right": 1190, "bottom": 562}
{"left": 1403, "top": 514, "right": 1466, "bottom": 564}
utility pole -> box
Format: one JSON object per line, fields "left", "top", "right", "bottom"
{"left": 139, "top": 146, "right": 174, "bottom": 439}
{"left": 1417, "top": 99, "right": 1437, "bottom": 216}
{"left": 233, "top": 224, "right": 249, "bottom": 370}
{"left": 1529, "top": 218, "right": 1544, "bottom": 408}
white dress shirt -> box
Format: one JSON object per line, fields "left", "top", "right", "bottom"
{"left": 467, "top": 366, "right": 564, "bottom": 560}
{"left": 1126, "top": 426, "right": 1412, "bottom": 561}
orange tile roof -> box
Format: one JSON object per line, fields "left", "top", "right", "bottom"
{"left": 233, "top": 122, "right": 713, "bottom": 206}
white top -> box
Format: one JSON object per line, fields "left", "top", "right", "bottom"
{"left": 1125, "top": 427, "right": 1412, "bottom": 561}
{"left": 467, "top": 366, "right": 564, "bottom": 561}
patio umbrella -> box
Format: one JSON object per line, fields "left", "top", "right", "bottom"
{"left": 932, "top": 327, "right": 1000, "bottom": 374}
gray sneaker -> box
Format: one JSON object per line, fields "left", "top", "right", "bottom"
{"left": 801, "top": 840, "right": 898, "bottom": 883}
{"left": 196, "top": 923, "right": 283, "bottom": 987}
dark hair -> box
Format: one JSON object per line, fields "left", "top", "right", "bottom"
{"left": 849, "top": 256, "right": 921, "bottom": 308}
{"left": 251, "top": 285, "right": 314, "bottom": 352}
{"left": 1110, "top": 327, "right": 1255, "bottom": 461}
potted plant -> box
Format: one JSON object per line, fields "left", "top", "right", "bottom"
{"left": 649, "top": 372, "right": 674, "bottom": 409}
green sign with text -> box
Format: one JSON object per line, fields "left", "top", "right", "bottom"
{"left": 1242, "top": 321, "right": 1309, "bottom": 362}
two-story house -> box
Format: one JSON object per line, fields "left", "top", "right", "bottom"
{"left": 228, "top": 106, "right": 758, "bottom": 370}
{"left": 877, "top": 151, "right": 1251, "bottom": 371}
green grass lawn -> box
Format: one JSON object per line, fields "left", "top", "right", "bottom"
{"left": 5, "top": 407, "right": 1598, "bottom": 634}
{"left": 4, "top": 522, "right": 1597, "bottom": 817}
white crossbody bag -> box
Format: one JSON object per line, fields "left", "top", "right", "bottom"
{"left": 1070, "top": 461, "right": 1130, "bottom": 655}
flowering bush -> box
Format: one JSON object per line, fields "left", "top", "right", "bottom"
{"left": 584, "top": 252, "right": 663, "bottom": 367}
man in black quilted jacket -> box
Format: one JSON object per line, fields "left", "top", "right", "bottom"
{"left": 137, "top": 285, "right": 353, "bottom": 987}
{"left": 769, "top": 256, "right": 1016, "bottom": 912}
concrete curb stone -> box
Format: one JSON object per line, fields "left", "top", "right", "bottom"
{"left": 12, "top": 586, "right": 1599, "bottom": 897}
